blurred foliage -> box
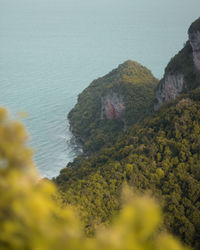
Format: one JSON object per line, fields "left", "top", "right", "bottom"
{"left": 56, "top": 88, "right": 200, "bottom": 249}
{"left": 68, "top": 60, "right": 158, "bottom": 153}
{"left": 0, "top": 107, "right": 189, "bottom": 250}
{"left": 1, "top": 17, "right": 200, "bottom": 250}
{"left": 0, "top": 107, "right": 82, "bottom": 249}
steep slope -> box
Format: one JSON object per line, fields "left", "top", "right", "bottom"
{"left": 154, "top": 17, "right": 200, "bottom": 110}
{"left": 56, "top": 18, "right": 200, "bottom": 249}
{"left": 189, "top": 17, "right": 200, "bottom": 72}
{"left": 68, "top": 60, "right": 158, "bottom": 153}
{"left": 56, "top": 88, "right": 200, "bottom": 248}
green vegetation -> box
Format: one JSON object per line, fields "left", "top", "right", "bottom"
{"left": 68, "top": 60, "right": 158, "bottom": 153}
{"left": 188, "top": 17, "right": 200, "bottom": 34}
{"left": 56, "top": 87, "right": 200, "bottom": 249}
{"left": 165, "top": 41, "right": 193, "bottom": 74}
{"left": 58, "top": 23, "right": 200, "bottom": 248}
{"left": 2, "top": 16, "right": 200, "bottom": 250}
{"left": 0, "top": 107, "right": 188, "bottom": 250}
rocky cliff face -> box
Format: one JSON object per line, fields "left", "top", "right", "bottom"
{"left": 154, "top": 74, "right": 184, "bottom": 110}
{"left": 101, "top": 92, "right": 125, "bottom": 121}
{"left": 189, "top": 31, "right": 200, "bottom": 71}
{"left": 154, "top": 17, "right": 200, "bottom": 110}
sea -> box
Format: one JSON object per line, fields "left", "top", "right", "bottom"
{"left": 0, "top": 0, "right": 200, "bottom": 178}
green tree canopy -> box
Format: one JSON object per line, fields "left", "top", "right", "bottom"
{"left": 0, "top": 107, "right": 188, "bottom": 250}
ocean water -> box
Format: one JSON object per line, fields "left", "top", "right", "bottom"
{"left": 0, "top": 0, "right": 200, "bottom": 178}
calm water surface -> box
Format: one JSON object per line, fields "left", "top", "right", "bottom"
{"left": 0, "top": 0, "right": 200, "bottom": 177}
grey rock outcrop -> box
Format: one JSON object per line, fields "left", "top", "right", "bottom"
{"left": 189, "top": 31, "right": 200, "bottom": 71}
{"left": 154, "top": 74, "right": 184, "bottom": 110}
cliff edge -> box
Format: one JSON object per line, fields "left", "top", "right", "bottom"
{"left": 154, "top": 17, "right": 200, "bottom": 110}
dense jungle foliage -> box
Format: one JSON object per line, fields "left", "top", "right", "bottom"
{"left": 56, "top": 87, "right": 200, "bottom": 249}
{"left": 0, "top": 107, "right": 188, "bottom": 250}
{"left": 68, "top": 60, "right": 158, "bottom": 153}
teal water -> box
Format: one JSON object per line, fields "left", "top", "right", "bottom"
{"left": 0, "top": 0, "right": 200, "bottom": 178}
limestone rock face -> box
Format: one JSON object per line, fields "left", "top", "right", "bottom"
{"left": 154, "top": 74, "right": 184, "bottom": 110}
{"left": 101, "top": 92, "right": 125, "bottom": 121}
{"left": 189, "top": 31, "right": 200, "bottom": 71}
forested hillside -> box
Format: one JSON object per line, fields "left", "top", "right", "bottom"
{"left": 55, "top": 17, "right": 200, "bottom": 249}
{"left": 0, "top": 107, "right": 187, "bottom": 250}
{"left": 56, "top": 88, "right": 200, "bottom": 248}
